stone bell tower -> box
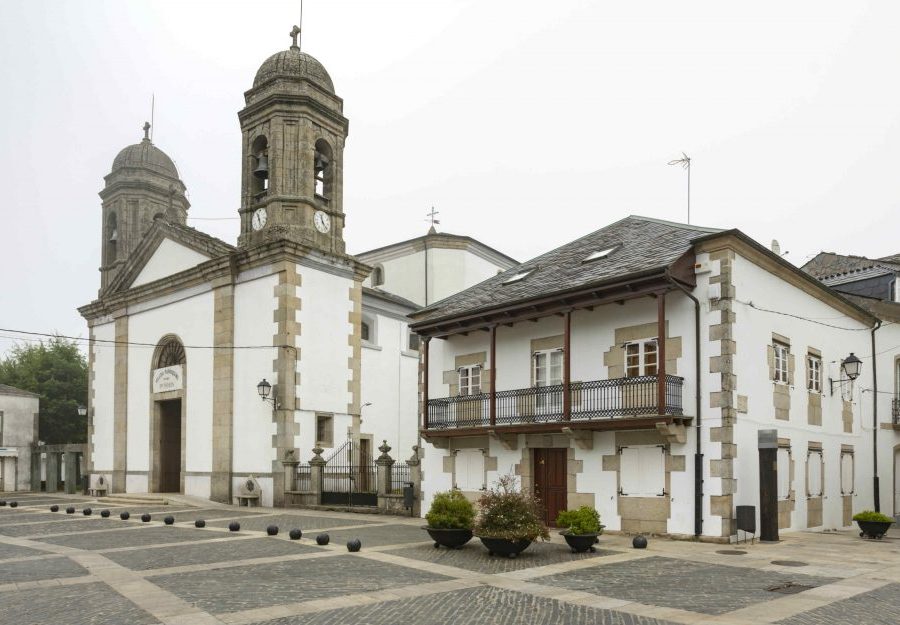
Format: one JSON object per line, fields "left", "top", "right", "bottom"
{"left": 237, "top": 26, "right": 349, "bottom": 255}
{"left": 99, "top": 122, "right": 189, "bottom": 291}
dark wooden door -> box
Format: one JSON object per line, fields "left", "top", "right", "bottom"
{"left": 533, "top": 448, "right": 567, "bottom": 526}
{"left": 159, "top": 400, "right": 182, "bottom": 493}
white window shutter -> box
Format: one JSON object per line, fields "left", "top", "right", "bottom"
{"left": 807, "top": 452, "right": 823, "bottom": 497}
{"left": 620, "top": 445, "right": 665, "bottom": 497}
{"left": 840, "top": 453, "right": 854, "bottom": 495}
{"left": 777, "top": 448, "right": 791, "bottom": 500}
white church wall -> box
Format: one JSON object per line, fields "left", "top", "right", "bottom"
{"left": 184, "top": 475, "right": 211, "bottom": 500}
{"left": 91, "top": 321, "right": 116, "bottom": 472}
{"left": 367, "top": 251, "right": 426, "bottom": 306}
{"left": 232, "top": 273, "right": 279, "bottom": 476}
{"left": 131, "top": 238, "right": 211, "bottom": 288}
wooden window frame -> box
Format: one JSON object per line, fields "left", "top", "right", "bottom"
{"left": 807, "top": 353, "right": 822, "bottom": 393}
{"left": 458, "top": 365, "right": 482, "bottom": 396}
{"left": 625, "top": 338, "right": 658, "bottom": 377}
{"left": 315, "top": 413, "right": 334, "bottom": 447}
{"left": 773, "top": 341, "right": 790, "bottom": 384}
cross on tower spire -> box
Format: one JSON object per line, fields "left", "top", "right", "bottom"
{"left": 143, "top": 121, "right": 151, "bottom": 141}
{"left": 425, "top": 206, "right": 440, "bottom": 234}
{"left": 289, "top": 25, "right": 301, "bottom": 50}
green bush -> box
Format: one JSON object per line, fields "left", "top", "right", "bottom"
{"left": 473, "top": 475, "right": 550, "bottom": 542}
{"left": 853, "top": 510, "right": 894, "bottom": 523}
{"left": 425, "top": 490, "right": 475, "bottom": 530}
{"left": 556, "top": 506, "right": 604, "bottom": 535}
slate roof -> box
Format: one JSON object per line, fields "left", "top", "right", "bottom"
{"left": 355, "top": 231, "right": 519, "bottom": 267}
{"left": 0, "top": 384, "right": 39, "bottom": 398}
{"left": 801, "top": 252, "right": 900, "bottom": 284}
{"left": 411, "top": 215, "right": 721, "bottom": 325}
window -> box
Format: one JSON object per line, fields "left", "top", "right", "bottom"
{"left": 361, "top": 322, "right": 370, "bottom": 342}
{"left": 316, "top": 414, "right": 334, "bottom": 447}
{"left": 619, "top": 445, "right": 666, "bottom": 497}
{"left": 314, "top": 139, "right": 333, "bottom": 198}
{"left": 807, "top": 450, "right": 823, "bottom": 497}
{"left": 773, "top": 342, "right": 789, "bottom": 383}
{"left": 625, "top": 339, "right": 658, "bottom": 377}
{"left": 533, "top": 350, "right": 563, "bottom": 387}
{"left": 458, "top": 365, "right": 482, "bottom": 396}
{"left": 454, "top": 449, "right": 485, "bottom": 490}
{"left": 371, "top": 265, "right": 384, "bottom": 287}
{"left": 361, "top": 314, "right": 376, "bottom": 344}
{"left": 407, "top": 331, "right": 420, "bottom": 352}
{"left": 777, "top": 447, "right": 791, "bottom": 500}
{"left": 155, "top": 337, "right": 186, "bottom": 368}
{"left": 840, "top": 451, "right": 854, "bottom": 495}
{"left": 807, "top": 353, "right": 822, "bottom": 392}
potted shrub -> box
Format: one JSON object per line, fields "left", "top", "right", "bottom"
{"left": 474, "top": 475, "right": 549, "bottom": 558}
{"left": 556, "top": 506, "right": 604, "bottom": 553}
{"left": 423, "top": 490, "right": 476, "bottom": 549}
{"left": 853, "top": 510, "right": 894, "bottom": 539}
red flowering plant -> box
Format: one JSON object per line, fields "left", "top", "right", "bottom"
{"left": 473, "top": 474, "right": 550, "bottom": 542}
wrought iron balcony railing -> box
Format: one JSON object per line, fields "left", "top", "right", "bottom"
{"left": 426, "top": 374, "right": 683, "bottom": 430}
{"left": 893, "top": 398, "right": 900, "bottom": 425}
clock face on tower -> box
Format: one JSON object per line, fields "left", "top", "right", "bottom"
{"left": 314, "top": 210, "right": 331, "bottom": 233}
{"left": 251, "top": 207, "right": 267, "bottom": 231}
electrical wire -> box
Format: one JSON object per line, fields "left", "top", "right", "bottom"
{"left": 0, "top": 328, "right": 287, "bottom": 351}
{"left": 734, "top": 299, "right": 888, "bottom": 331}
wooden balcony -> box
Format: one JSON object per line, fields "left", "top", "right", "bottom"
{"left": 423, "top": 375, "right": 685, "bottom": 438}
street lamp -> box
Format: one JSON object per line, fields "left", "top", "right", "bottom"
{"left": 829, "top": 353, "right": 862, "bottom": 396}
{"left": 257, "top": 379, "right": 278, "bottom": 408}
{"left": 77, "top": 405, "right": 87, "bottom": 417}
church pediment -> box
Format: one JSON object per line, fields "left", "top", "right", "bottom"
{"left": 103, "top": 220, "right": 235, "bottom": 295}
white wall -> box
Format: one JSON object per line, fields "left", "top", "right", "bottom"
{"left": 131, "top": 238, "right": 210, "bottom": 287}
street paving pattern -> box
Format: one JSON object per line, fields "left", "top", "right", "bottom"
{"left": 1, "top": 491, "right": 900, "bottom": 625}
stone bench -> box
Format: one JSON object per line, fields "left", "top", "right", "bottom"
{"left": 236, "top": 476, "right": 261, "bottom": 507}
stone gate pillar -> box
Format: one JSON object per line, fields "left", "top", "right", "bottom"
{"left": 408, "top": 445, "right": 422, "bottom": 517}
{"left": 308, "top": 446, "right": 325, "bottom": 506}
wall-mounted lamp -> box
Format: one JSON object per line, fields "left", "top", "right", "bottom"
{"left": 77, "top": 405, "right": 87, "bottom": 417}
{"left": 257, "top": 378, "right": 279, "bottom": 409}
{"left": 829, "top": 353, "right": 862, "bottom": 396}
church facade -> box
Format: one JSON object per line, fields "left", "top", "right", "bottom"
{"left": 79, "top": 31, "right": 514, "bottom": 507}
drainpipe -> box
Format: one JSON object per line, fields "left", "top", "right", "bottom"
{"left": 872, "top": 320, "right": 882, "bottom": 512}
{"left": 665, "top": 271, "right": 703, "bottom": 537}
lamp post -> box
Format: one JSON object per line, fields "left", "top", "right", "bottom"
{"left": 257, "top": 378, "right": 278, "bottom": 409}
{"left": 77, "top": 405, "right": 87, "bottom": 418}
{"left": 829, "top": 353, "right": 862, "bottom": 396}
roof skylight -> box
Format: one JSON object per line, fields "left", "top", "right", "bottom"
{"left": 583, "top": 247, "right": 618, "bottom": 263}
{"left": 503, "top": 269, "right": 534, "bottom": 285}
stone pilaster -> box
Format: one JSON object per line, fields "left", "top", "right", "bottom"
{"left": 347, "top": 281, "right": 363, "bottom": 419}
{"left": 85, "top": 326, "right": 96, "bottom": 473}
{"left": 112, "top": 313, "right": 129, "bottom": 493}
{"left": 211, "top": 280, "right": 235, "bottom": 503}
{"left": 271, "top": 262, "right": 301, "bottom": 507}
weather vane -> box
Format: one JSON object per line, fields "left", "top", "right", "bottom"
{"left": 667, "top": 152, "right": 691, "bottom": 224}
{"left": 425, "top": 206, "right": 440, "bottom": 231}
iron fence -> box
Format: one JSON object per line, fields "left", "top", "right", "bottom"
{"left": 295, "top": 463, "right": 313, "bottom": 492}
{"left": 391, "top": 462, "right": 411, "bottom": 494}
{"left": 427, "top": 374, "right": 683, "bottom": 430}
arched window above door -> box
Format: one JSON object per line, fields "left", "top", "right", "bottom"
{"left": 155, "top": 337, "right": 186, "bottom": 368}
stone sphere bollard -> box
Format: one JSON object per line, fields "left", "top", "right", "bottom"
{"left": 8, "top": 501, "right": 17, "bottom": 508}
{"left": 194, "top": 519, "right": 206, "bottom": 528}
{"left": 0, "top": 500, "right": 6, "bottom": 506}
{"left": 266, "top": 525, "right": 279, "bottom": 536}
{"left": 316, "top": 533, "right": 330, "bottom": 545}
{"left": 66, "top": 506, "right": 76, "bottom": 514}
{"left": 100, "top": 510, "right": 110, "bottom": 518}
{"left": 83, "top": 508, "right": 92, "bottom": 516}
{"left": 346, "top": 539, "right": 362, "bottom": 552}
{"left": 141, "top": 513, "right": 152, "bottom": 523}
{"left": 289, "top": 528, "right": 302, "bottom": 540}
{"left": 164, "top": 516, "right": 175, "bottom": 525}
{"left": 228, "top": 521, "right": 241, "bottom": 532}
{"left": 120, "top": 511, "right": 130, "bottom": 520}
{"left": 632, "top": 535, "right": 648, "bottom": 549}
{"left": 50, "top": 505, "right": 59, "bottom": 512}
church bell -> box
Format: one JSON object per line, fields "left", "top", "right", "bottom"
{"left": 253, "top": 154, "right": 269, "bottom": 180}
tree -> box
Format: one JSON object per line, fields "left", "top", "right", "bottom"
{"left": 0, "top": 337, "right": 87, "bottom": 444}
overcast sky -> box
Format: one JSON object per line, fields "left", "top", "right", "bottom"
{"left": 2, "top": 0, "right": 899, "bottom": 356}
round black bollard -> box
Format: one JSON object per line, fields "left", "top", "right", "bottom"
{"left": 9, "top": 502, "right": 17, "bottom": 508}
{"left": 316, "top": 533, "right": 330, "bottom": 546}
{"left": 228, "top": 521, "right": 241, "bottom": 532}
{"left": 83, "top": 508, "right": 92, "bottom": 516}
{"left": 66, "top": 506, "right": 75, "bottom": 514}
{"left": 100, "top": 509, "right": 110, "bottom": 518}
{"left": 289, "top": 528, "right": 302, "bottom": 540}
{"left": 194, "top": 519, "right": 206, "bottom": 528}
{"left": 164, "top": 516, "right": 175, "bottom": 525}
{"left": 632, "top": 535, "right": 648, "bottom": 549}
{"left": 0, "top": 500, "right": 6, "bottom": 506}
{"left": 141, "top": 513, "right": 151, "bottom": 523}
{"left": 120, "top": 511, "right": 130, "bottom": 520}
{"left": 50, "top": 505, "right": 59, "bottom": 512}
{"left": 266, "top": 525, "right": 279, "bottom": 536}
{"left": 346, "top": 539, "right": 362, "bottom": 552}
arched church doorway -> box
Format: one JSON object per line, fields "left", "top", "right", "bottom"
{"left": 150, "top": 336, "right": 186, "bottom": 493}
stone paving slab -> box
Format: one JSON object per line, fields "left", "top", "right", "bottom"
{"left": 207, "top": 513, "right": 378, "bottom": 532}
{"left": 36, "top": 525, "right": 242, "bottom": 550}
{"left": 0, "top": 554, "right": 89, "bottom": 583}
{"left": 776, "top": 582, "right": 900, "bottom": 624}
{"left": 0, "top": 511, "right": 60, "bottom": 525}
{"left": 0, "top": 581, "right": 159, "bottom": 625}
{"left": 385, "top": 539, "right": 617, "bottom": 573}
{"left": 163, "top": 508, "right": 269, "bottom": 522}
{"left": 3, "top": 497, "right": 94, "bottom": 506}
{"left": 245, "top": 585, "right": 676, "bottom": 625}
{"left": 151, "top": 554, "right": 450, "bottom": 614}
{"left": 535, "top": 555, "right": 840, "bottom": 615}
{"left": 0, "top": 517, "right": 123, "bottom": 536}
{"left": 0, "top": 541, "right": 47, "bottom": 560}
{"left": 323, "top": 523, "right": 432, "bottom": 547}
{"left": 105, "top": 536, "right": 324, "bottom": 571}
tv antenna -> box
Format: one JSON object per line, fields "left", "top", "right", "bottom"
{"left": 667, "top": 152, "right": 691, "bottom": 224}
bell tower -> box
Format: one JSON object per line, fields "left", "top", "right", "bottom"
{"left": 237, "top": 27, "right": 349, "bottom": 255}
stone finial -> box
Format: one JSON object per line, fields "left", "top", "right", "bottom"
{"left": 310, "top": 445, "right": 325, "bottom": 465}
{"left": 284, "top": 449, "right": 296, "bottom": 462}
{"left": 289, "top": 25, "right": 301, "bottom": 50}
{"left": 142, "top": 121, "right": 151, "bottom": 141}
{"left": 407, "top": 444, "right": 421, "bottom": 465}
{"left": 378, "top": 439, "right": 392, "bottom": 458}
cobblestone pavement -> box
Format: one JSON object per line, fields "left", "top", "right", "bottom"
{"left": 3, "top": 492, "right": 900, "bottom": 625}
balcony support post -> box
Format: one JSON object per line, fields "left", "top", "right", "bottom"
{"left": 490, "top": 325, "right": 497, "bottom": 427}
{"left": 563, "top": 310, "right": 572, "bottom": 420}
{"left": 657, "top": 292, "right": 667, "bottom": 416}
{"left": 422, "top": 337, "right": 431, "bottom": 430}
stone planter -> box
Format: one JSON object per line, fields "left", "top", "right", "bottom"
{"left": 560, "top": 531, "right": 600, "bottom": 553}
{"left": 857, "top": 520, "right": 893, "bottom": 539}
{"left": 477, "top": 536, "right": 532, "bottom": 559}
{"left": 423, "top": 527, "right": 473, "bottom": 549}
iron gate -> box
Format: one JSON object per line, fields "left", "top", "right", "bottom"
{"left": 321, "top": 438, "right": 377, "bottom": 507}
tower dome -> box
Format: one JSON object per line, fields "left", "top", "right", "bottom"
{"left": 110, "top": 122, "right": 180, "bottom": 179}
{"left": 252, "top": 25, "right": 334, "bottom": 93}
